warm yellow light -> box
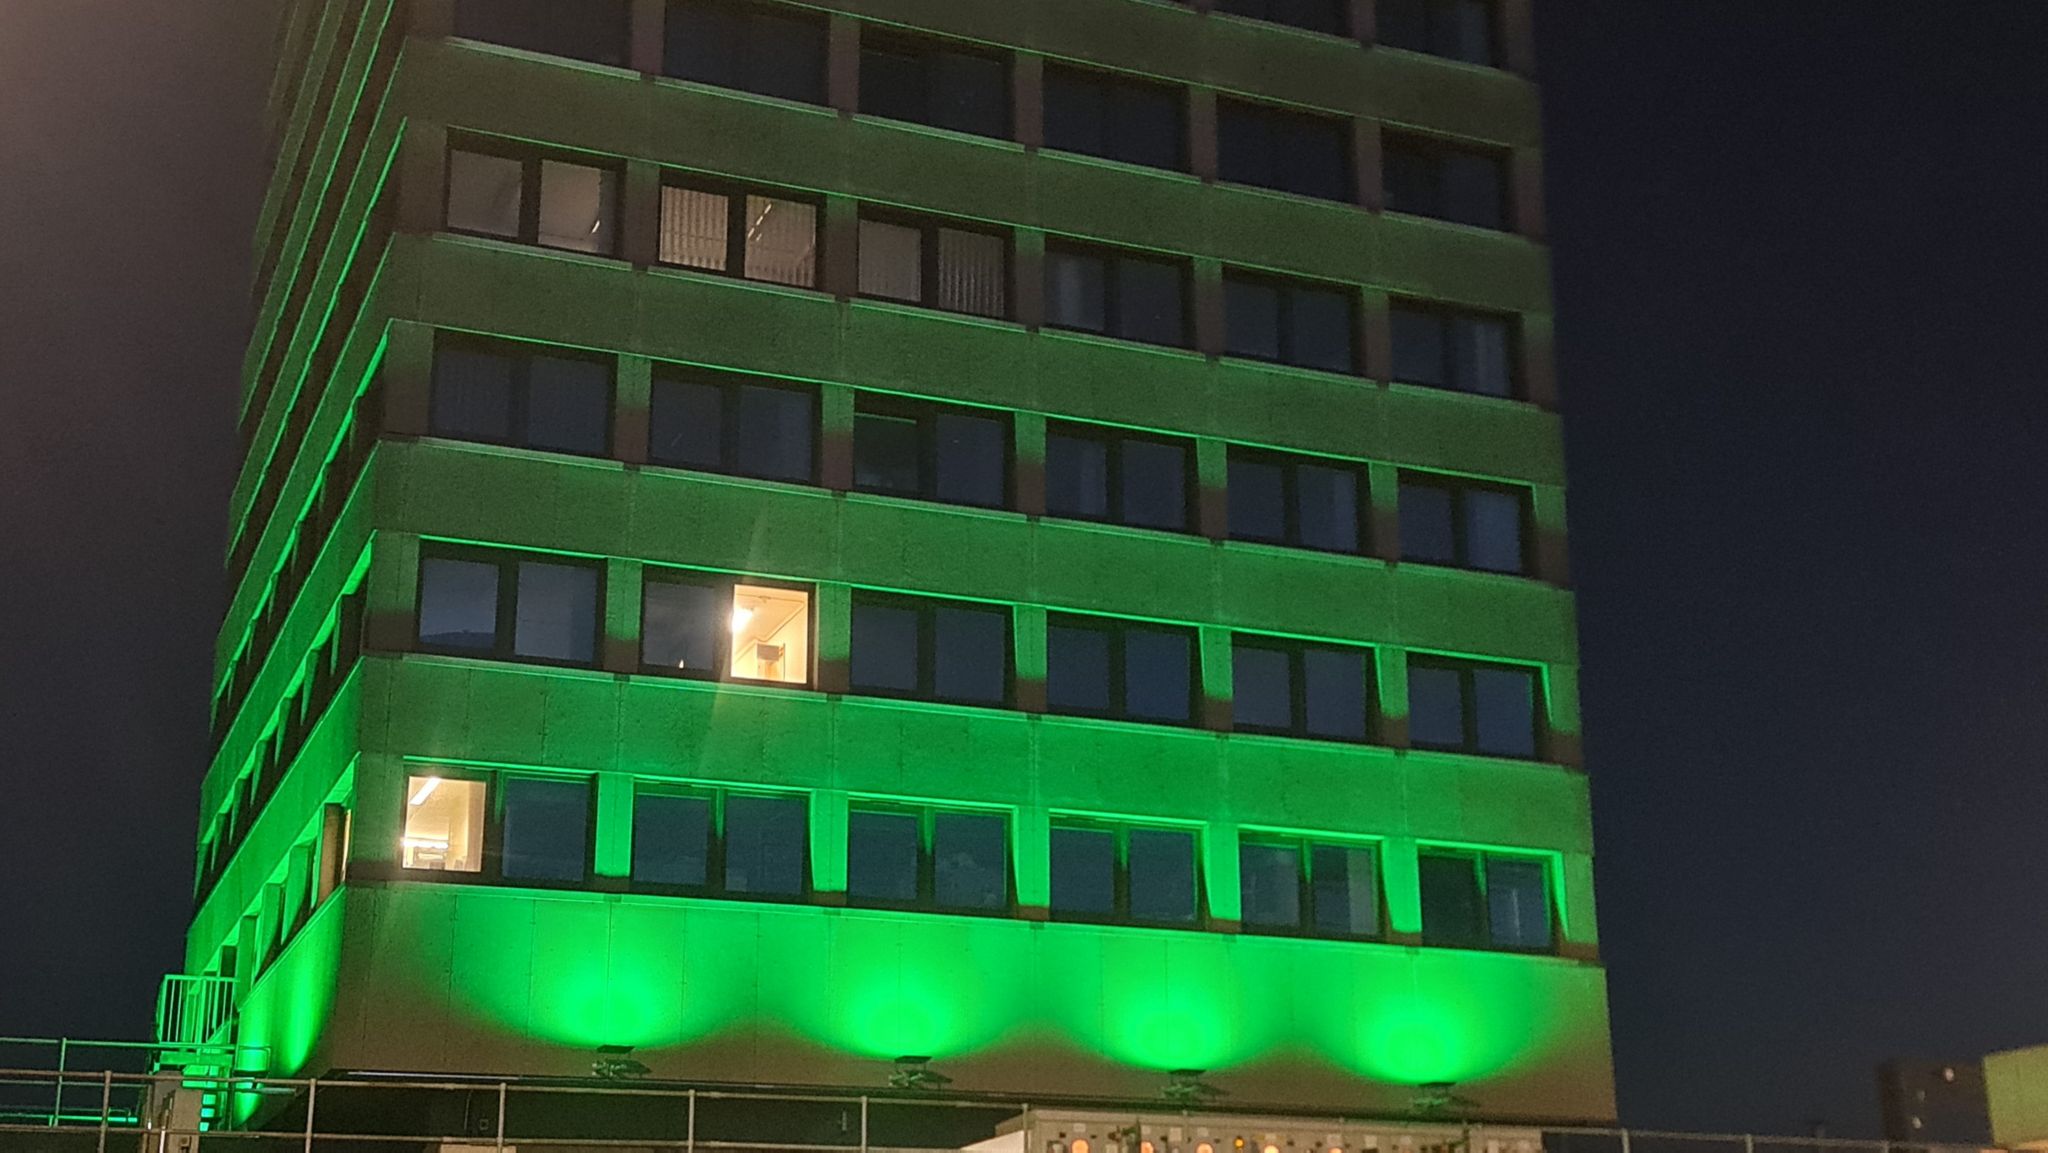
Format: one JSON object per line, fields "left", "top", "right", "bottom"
{"left": 731, "top": 606, "right": 754, "bottom": 631}
{"left": 1198, "top": 1144, "right": 1215, "bottom": 1153}
{"left": 1073, "top": 1140, "right": 1091, "bottom": 1153}
{"left": 1263, "top": 1143, "right": 1280, "bottom": 1153}
{"left": 408, "top": 777, "right": 441, "bottom": 806}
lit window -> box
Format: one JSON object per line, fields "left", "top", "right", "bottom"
{"left": 401, "top": 775, "right": 485, "bottom": 872}
{"left": 444, "top": 140, "right": 620, "bottom": 256}
{"left": 731, "top": 584, "right": 809, "bottom": 683}
{"left": 1390, "top": 303, "right": 1517, "bottom": 397}
{"left": 858, "top": 213, "right": 1009, "bottom": 319}
{"left": 643, "top": 573, "right": 813, "bottom": 687}
{"left": 658, "top": 183, "right": 820, "bottom": 288}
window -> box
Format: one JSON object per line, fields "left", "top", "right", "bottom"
{"left": 1384, "top": 134, "right": 1509, "bottom": 230}
{"left": 1215, "top": 0, "right": 1351, "bottom": 36}
{"left": 453, "top": 0, "right": 632, "bottom": 67}
{"left": 1049, "top": 822, "right": 1199, "bottom": 925}
{"left": 1226, "top": 449, "right": 1367, "bottom": 554}
{"left": 852, "top": 396, "right": 1009, "bottom": 508}
{"left": 1223, "top": 271, "right": 1357, "bottom": 373}
{"left": 859, "top": 32, "right": 1009, "bottom": 139}
{"left": 1407, "top": 657, "right": 1540, "bottom": 758}
{"left": 1419, "top": 851, "right": 1553, "bottom": 951}
{"left": 1046, "top": 615, "right": 1197, "bottom": 726}
{"left": 1043, "top": 244, "right": 1189, "bottom": 348}
{"left": 850, "top": 594, "right": 1011, "bottom": 706}
{"left": 648, "top": 370, "right": 816, "bottom": 482}
{"left": 664, "top": 0, "right": 828, "bottom": 104}
{"left": 445, "top": 140, "right": 620, "bottom": 255}
{"left": 632, "top": 786, "right": 808, "bottom": 897}
{"left": 658, "top": 181, "right": 820, "bottom": 288}
{"left": 401, "top": 775, "right": 485, "bottom": 872}
{"left": 857, "top": 214, "right": 1009, "bottom": 319}
{"left": 642, "top": 572, "right": 812, "bottom": 686}
{"left": 431, "top": 335, "right": 612, "bottom": 456}
{"left": 1042, "top": 64, "right": 1184, "bottom": 171}
{"left": 847, "top": 805, "right": 1009, "bottom": 911}
{"left": 1217, "top": 99, "right": 1352, "bottom": 203}
{"left": 1389, "top": 303, "right": 1517, "bottom": 397}
{"left": 1399, "top": 473, "right": 1528, "bottom": 574}
{"left": 1379, "top": 0, "right": 1498, "bottom": 67}
{"left": 500, "top": 777, "right": 591, "bottom": 884}
{"left": 416, "top": 548, "right": 602, "bottom": 666}
{"left": 1239, "top": 837, "right": 1381, "bottom": 938}
{"left": 1231, "top": 636, "right": 1373, "bottom": 741}
{"left": 1044, "top": 423, "right": 1193, "bottom": 532}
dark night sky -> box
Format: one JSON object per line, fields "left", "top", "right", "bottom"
{"left": 3, "top": 0, "right": 2045, "bottom": 1137}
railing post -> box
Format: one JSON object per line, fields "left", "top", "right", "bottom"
{"left": 304, "top": 1079, "right": 318, "bottom": 1153}
{"left": 1745, "top": 1135, "right": 1756, "bottom": 1153}
{"left": 860, "top": 1096, "right": 870, "bottom": 1153}
{"left": 496, "top": 1081, "right": 508, "bottom": 1150}
{"left": 686, "top": 1089, "right": 697, "bottom": 1153}
{"left": 97, "top": 1069, "right": 113, "bottom": 1153}
{"left": 52, "top": 1037, "right": 70, "bottom": 1127}
{"left": 1620, "top": 1130, "right": 1632, "bottom": 1153}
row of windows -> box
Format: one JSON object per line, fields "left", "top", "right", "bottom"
{"left": 414, "top": 547, "right": 1547, "bottom": 759}
{"left": 443, "top": 138, "right": 1521, "bottom": 396}
{"left": 401, "top": 770, "right": 1556, "bottom": 951}
{"left": 431, "top": 334, "right": 1537, "bottom": 575}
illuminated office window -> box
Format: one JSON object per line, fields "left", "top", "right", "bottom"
{"left": 401, "top": 775, "right": 485, "bottom": 873}
{"left": 658, "top": 182, "right": 820, "bottom": 288}
{"left": 643, "top": 573, "right": 813, "bottom": 687}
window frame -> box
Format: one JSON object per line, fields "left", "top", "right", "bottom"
{"left": 1406, "top": 654, "right": 1543, "bottom": 758}
{"left": 655, "top": 174, "right": 826, "bottom": 289}
{"left": 850, "top": 393, "right": 1013, "bottom": 510}
{"left": 639, "top": 568, "right": 817, "bottom": 688}
{"left": 414, "top": 544, "right": 606, "bottom": 669}
{"left": 856, "top": 29, "right": 1014, "bottom": 140}
{"left": 429, "top": 332, "right": 617, "bottom": 458}
{"left": 1382, "top": 131, "right": 1511, "bottom": 231}
{"left": 646, "top": 366, "right": 821, "bottom": 483}
{"left": 1229, "top": 633, "right": 1376, "bottom": 743}
{"left": 855, "top": 208, "right": 1014, "bottom": 319}
{"left": 846, "top": 801, "right": 1014, "bottom": 915}
{"left": 1042, "top": 240, "right": 1194, "bottom": 349}
{"left": 396, "top": 769, "right": 601, "bottom": 889}
{"left": 1416, "top": 847, "right": 1558, "bottom": 953}
{"left": 1042, "top": 421, "right": 1198, "bottom": 534}
{"left": 849, "top": 591, "right": 1015, "bottom": 708}
{"left": 1047, "top": 817, "right": 1206, "bottom": 928}
{"left": 1237, "top": 833, "right": 1386, "bottom": 941}
{"left": 442, "top": 134, "right": 624, "bottom": 256}
{"left": 1039, "top": 61, "right": 1189, "bottom": 172}
{"left": 1225, "top": 446, "right": 1372, "bottom": 554}
{"left": 1221, "top": 268, "right": 1360, "bottom": 374}
{"left": 1044, "top": 612, "right": 1202, "bottom": 727}
{"left": 1398, "top": 470, "right": 1532, "bottom": 574}
{"left": 1388, "top": 299, "right": 1523, "bottom": 399}
{"left": 627, "top": 782, "right": 812, "bottom": 901}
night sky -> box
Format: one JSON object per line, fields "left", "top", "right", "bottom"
{"left": 3, "top": 0, "right": 2045, "bottom": 1137}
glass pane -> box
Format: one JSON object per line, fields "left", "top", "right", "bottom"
{"left": 1281, "top": 113, "right": 1351, "bottom": 202}
{"left": 1399, "top": 482, "right": 1459, "bottom": 564}
{"left": 401, "top": 776, "right": 485, "bottom": 872}
{"left": 1302, "top": 646, "right": 1369, "bottom": 740}
{"left": 1296, "top": 464, "right": 1360, "bottom": 553}
{"left": 1290, "top": 286, "right": 1356, "bottom": 373}
{"left": 1042, "top": 66, "right": 1106, "bottom": 158}
{"left": 858, "top": 45, "right": 924, "bottom": 123}
{"left": 1231, "top": 645, "right": 1294, "bottom": 731}
{"left": 934, "top": 811, "right": 1008, "bottom": 909}
{"left": 431, "top": 344, "right": 516, "bottom": 443}
{"left": 513, "top": 561, "right": 598, "bottom": 664}
{"left": 1383, "top": 142, "right": 1441, "bottom": 219}
{"left": 858, "top": 219, "right": 923, "bottom": 302}
{"left": 1419, "top": 853, "right": 1484, "bottom": 947}
{"left": 1311, "top": 843, "right": 1379, "bottom": 937}
{"left": 1239, "top": 842, "right": 1301, "bottom": 929}
{"left": 730, "top": 584, "right": 810, "bottom": 684}
{"left": 417, "top": 557, "right": 499, "bottom": 651}
{"left": 930, "top": 49, "right": 1008, "bottom": 138}
{"left": 633, "top": 792, "right": 711, "bottom": 887}
{"left": 1216, "top": 100, "right": 1273, "bottom": 190}
{"left": 665, "top": 2, "right": 745, "bottom": 85}
{"left": 936, "top": 227, "right": 1007, "bottom": 318}
{"left": 1224, "top": 278, "right": 1282, "bottom": 361}
{"left": 749, "top": 9, "right": 828, "bottom": 103}
{"left": 455, "top": 0, "right": 630, "bottom": 66}
{"left": 1446, "top": 0, "right": 1497, "bottom": 65}
{"left": 1049, "top": 826, "right": 1115, "bottom": 916}
{"left": 847, "top": 809, "right": 920, "bottom": 903}
{"left": 1128, "top": 828, "right": 1197, "bottom": 923}
{"left": 1227, "top": 456, "right": 1286, "bottom": 543}
{"left": 1487, "top": 857, "right": 1553, "bottom": 949}
{"left": 933, "top": 605, "right": 1007, "bottom": 704}
{"left": 1472, "top": 665, "right": 1537, "bottom": 758}
{"left": 659, "top": 186, "right": 729, "bottom": 270}
{"left": 1045, "top": 249, "right": 1108, "bottom": 332}
{"left": 933, "top": 412, "right": 1006, "bottom": 507}
{"left": 742, "top": 195, "right": 818, "bottom": 286}
{"left": 667, "top": 3, "right": 826, "bottom": 103}
{"left": 642, "top": 580, "right": 722, "bottom": 674}
{"left": 1116, "top": 258, "right": 1185, "bottom": 346}
{"left": 1390, "top": 307, "right": 1448, "bottom": 386}
{"left": 501, "top": 777, "right": 589, "bottom": 883}
{"left": 1408, "top": 664, "right": 1466, "bottom": 750}
{"left": 1120, "top": 438, "right": 1188, "bottom": 530}
{"left": 850, "top": 602, "right": 921, "bottom": 694}
{"left": 537, "top": 160, "right": 616, "bottom": 254}
{"left": 1123, "top": 627, "right": 1193, "bottom": 722}
{"left": 524, "top": 354, "right": 611, "bottom": 455}
{"left": 1451, "top": 314, "right": 1514, "bottom": 396}
{"left": 733, "top": 384, "right": 813, "bottom": 482}
{"left": 1442, "top": 150, "right": 1506, "bottom": 230}
{"left": 1111, "top": 80, "right": 1183, "bottom": 171}
{"left": 648, "top": 377, "right": 725, "bottom": 470}
{"left": 1376, "top": 0, "right": 1430, "bottom": 52}
{"left": 1046, "top": 624, "right": 1112, "bottom": 714}
{"left": 445, "top": 149, "right": 523, "bottom": 238}
{"left": 853, "top": 411, "right": 922, "bottom": 494}
{"left": 724, "top": 793, "right": 805, "bottom": 895}
{"left": 1045, "top": 432, "right": 1110, "bottom": 519}
{"left": 1465, "top": 488, "right": 1526, "bottom": 573}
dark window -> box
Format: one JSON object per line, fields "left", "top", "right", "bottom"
{"left": 1046, "top": 615, "right": 1197, "bottom": 725}
{"left": 453, "top": 0, "right": 631, "bottom": 67}
{"left": 664, "top": 0, "right": 828, "bottom": 104}
{"left": 1050, "top": 822, "right": 1199, "bottom": 925}
{"left": 1231, "top": 636, "right": 1372, "bottom": 741}
{"left": 853, "top": 396, "right": 1009, "bottom": 508}
{"left": 1399, "top": 473, "right": 1528, "bottom": 574}
{"left": 1215, "top": 0, "right": 1351, "bottom": 36}
{"left": 1226, "top": 449, "right": 1367, "bottom": 553}
{"left": 417, "top": 548, "right": 601, "bottom": 666}
{"left": 432, "top": 336, "right": 612, "bottom": 456}
{"left": 723, "top": 792, "right": 808, "bottom": 895}
{"left": 1379, "top": 0, "right": 1498, "bottom": 67}
{"left": 632, "top": 787, "right": 807, "bottom": 897}
{"left": 858, "top": 213, "right": 1009, "bottom": 319}
{"left": 1049, "top": 825, "right": 1116, "bottom": 917}
{"left": 1042, "top": 64, "right": 1185, "bottom": 170}
{"left": 860, "top": 33, "right": 1009, "bottom": 139}
{"left": 641, "top": 572, "right": 813, "bottom": 686}
{"left": 1045, "top": 423, "right": 1193, "bottom": 532}
{"left": 1407, "top": 657, "right": 1540, "bottom": 758}
{"left": 632, "top": 790, "right": 712, "bottom": 887}
{"left": 1224, "top": 272, "right": 1356, "bottom": 373}
{"left": 658, "top": 181, "right": 821, "bottom": 287}
{"left": 933, "top": 811, "right": 1008, "bottom": 910}
{"left": 848, "top": 808, "right": 922, "bottom": 904}
{"left": 648, "top": 370, "right": 816, "bottom": 482}
{"left": 1384, "top": 134, "right": 1509, "bottom": 230}
{"left": 1044, "top": 245, "right": 1189, "bottom": 347}
{"left": 1420, "top": 851, "right": 1553, "bottom": 951}
{"left": 1217, "top": 99, "right": 1352, "bottom": 203}
{"left": 1390, "top": 303, "right": 1517, "bottom": 397}
{"left": 500, "top": 777, "right": 591, "bottom": 883}
{"left": 445, "top": 138, "right": 620, "bottom": 255}
{"left": 848, "top": 806, "right": 1010, "bottom": 911}
{"left": 850, "top": 594, "right": 1010, "bottom": 706}
{"left": 1241, "top": 837, "right": 1381, "bottom": 937}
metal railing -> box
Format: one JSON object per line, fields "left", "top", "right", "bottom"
{"left": 0, "top": 1039, "right": 249, "bottom": 1132}
{"left": 154, "top": 978, "right": 238, "bottom": 1064}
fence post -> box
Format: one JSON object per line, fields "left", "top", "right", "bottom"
{"left": 52, "top": 1037, "right": 70, "bottom": 1127}
{"left": 1745, "top": 1135, "right": 1756, "bottom": 1153}
{"left": 304, "top": 1080, "right": 318, "bottom": 1153}
{"left": 860, "top": 1096, "right": 870, "bottom": 1153}
{"left": 96, "top": 1069, "right": 113, "bottom": 1153}
{"left": 1620, "top": 1130, "right": 1632, "bottom": 1153}
{"left": 686, "top": 1089, "right": 697, "bottom": 1153}
{"left": 496, "top": 1082, "right": 509, "bottom": 1151}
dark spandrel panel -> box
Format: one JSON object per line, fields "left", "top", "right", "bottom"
{"left": 525, "top": 355, "right": 610, "bottom": 455}
{"left": 1127, "top": 828, "right": 1197, "bottom": 923}
{"left": 513, "top": 561, "right": 598, "bottom": 664}
{"left": 1311, "top": 844, "right": 1379, "bottom": 937}
{"left": 853, "top": 411, "right": 922, "bottom": 495}
{"left": 1240, "top": 842, "right": 1302, "bottom": 928}
{"left": 641, "top": 580, "right": 722, "bottom": 674}
{"left": 933, "top": 606, "right": 1008, "bottom": 704}
{"left": 933, "top": 412, "right": 1006, "bottom": 507}
{"left": 1418, "top": 853, "right": 1484, "bottom": 947}
{"left": 929, "top": 49, "right": 1008, "bottom": 138}
{"left": 1296, "top": 464, "right": 1361, "bottom": 553}
{"left": 648, "top": 377, "right": 725, "bottom": 470}
{"left": 1301, "top": 646, "right": 1369, "bottom": 740}
{"left": 1399, "top": 482, "right": 1459, "bottom": 563}
{"left": 1123, "top": 627, "right": 1193, "bottom": 722}
{"left": 501, "top": 777, "right": 590, "bottom": 883}
{"left": 632, "top": 793, "right": 711, "bottom": 887}
{"left": 1390, "top": 307, "right": 1449, "bottom": 386}
{"left": 850, "top": 602, "right": 921, "bottom": 694}
{"left": 847, "top": 809, "right": 920, "bottom": 903}
{"left": 1117, "top": 257, "right": 1186, "bottom": 347}
{"left": 1231, "top": 645, "right": 1294, "bottom": 730}
{"left": 1228, "top": 456, "right": 1287, "bottom": 543}
{"left": 724, "top": 794, "right": 805, "bottom": 895}
{"left": 733, "top": 383, "right": 813, "bottom": 482}
{"left": 1290, "top": 286, "right": 1357, "bottom": 373}
{"left": 1049, "top": 826, "right": 1116, "bottom": 915}
{"left": 418, "top": 558, "right": 501, "bottom": 651}
{"left": 1407, "top": 664, "right": 1466, "bottom": 749}
{"left": 454, "top": 0, "right": 632, "bottom": 67}
{"left": 1045, "top": 433, "right": 1111, "bottom": 519}
{"left": 1465, "top": 488, "right": 1526, "bottom": 573}
{"left": 1472, "top": 665, "right": 1538, "bottom": 757}
{"left": 431, "top": 345, "right": 516, "bottom": 443}
{"left": 1487, "top": 857, "right": 1552, "bottom": 949}
{"left": 1224, "top": 278, "right": 1283, "bottom": 361}
{"left": 1120, "top": 438, "right": 1188, "bottom": 531}
{"left": 1045, "top": 250, "right": 1108, "bottom": 333}
{"left": 933, "top": 811, "right": 1007, "bottom": 909}
{"left": 1046, "top": 624, "right": 1113, "bottom": 714}
{"left": 1449, "top": 313, "right": 1514, "bottom": 396}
